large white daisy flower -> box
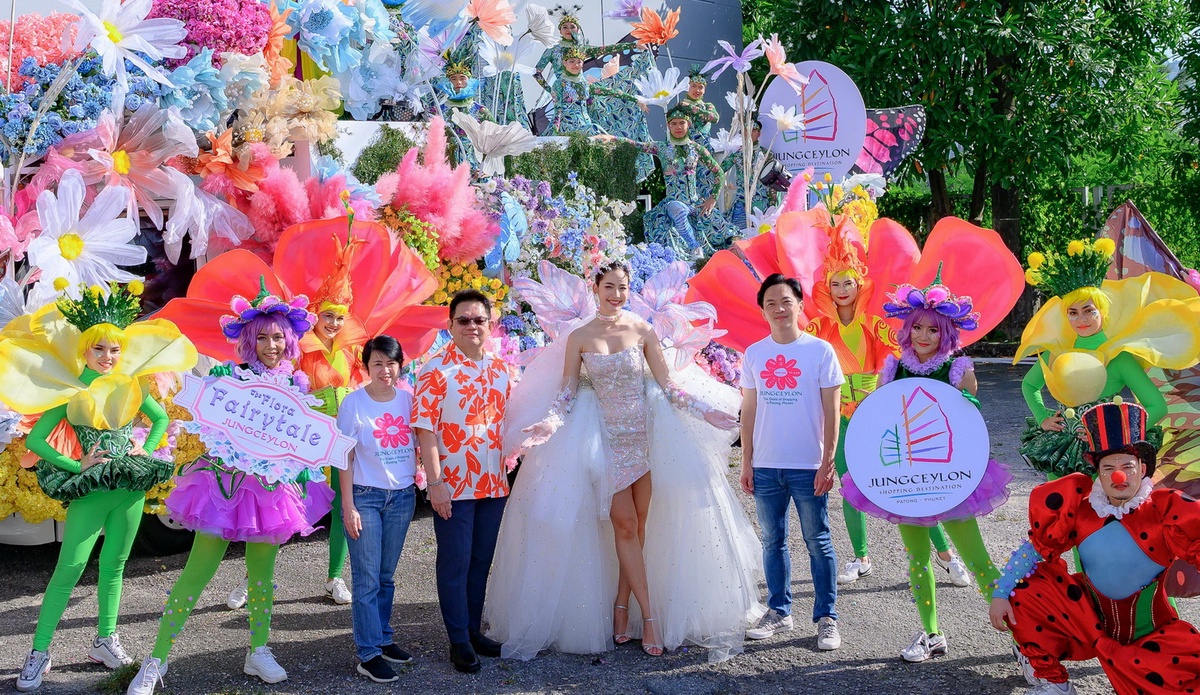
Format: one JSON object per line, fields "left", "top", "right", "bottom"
{"left": 635, "top": 65, "right": 687, "bottom": 109}
{"left": 27, "top": 170, "right": 146, "bottom": 303}
{"left": 65, "top": 0, "right": 187, "bottom": 87}
{"left": 480, "top": 34, "right": 539, "bottom": 78}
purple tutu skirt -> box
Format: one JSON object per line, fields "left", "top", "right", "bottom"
{"left": 166, "top": 457, "right": 334, "bottom": 544}
{"left": 842, "top": 459, "right": 1013, "bottom": 527}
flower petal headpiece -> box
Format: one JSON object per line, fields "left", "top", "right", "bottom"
{"left": 883, "top": 264, "right": 979, "bottom": 331}
{"left": 220, "top": 277, "right": 315, "bottom": 342}
{"left": 1024, "top": 238, "right": 1115, "bottom": 298}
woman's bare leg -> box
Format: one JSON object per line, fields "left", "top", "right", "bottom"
{"left": 611, "top": 473, "right": 658, "bottom": 652}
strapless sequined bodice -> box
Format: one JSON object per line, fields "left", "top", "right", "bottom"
{"left": 581, "top": 345, "right": 650, "bottom": 492}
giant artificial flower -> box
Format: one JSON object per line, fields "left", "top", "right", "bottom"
{"left": 338, "top": 42, "right": 402, "bottom": 120}
{"left": 159, "top": 48, "right": 228, "bottom": 133}
{"left": 703, "top": 39, "right": 763, "bottom": 80}
{"left": 604, "top": 0, "right": 645, "bottom": 21}
{"left": 297, "top": 0, "right": 361, "bottom": 74}
{"left": 26, "top": 170, "right": 145, "bottom": 303}
{"left": 450, "top": 111, "right": 540, "bottom": 177}
{"left": 479, "top": 34, "right": 538, "bottom": 78}
{"left": 162, "top": 173, "right": 254, "bottom": 262}
{"left": 686, "top": 212, "right": 1025, "bottom": 352}
{"left": 401, "top": 0, "right": 469, "bottom": 38}
{"left": 467, "top": 0, "right": 516, "bottom": 46}
{"left": 196, "top": 128, "right": 265, "bottom": 192}
{"left": 277, "top": 76, "right": 343, "bottom": 144}
{"left": 635, "top": 65, "right": 687, "bottom": 109}
{"left": 762, "top": 33, "right": 807, "bottom": 94}
{"left": 65, "top": 0, "right": 187, "bottom": 86}
{"left": 710, "top": 128, "right": 742, "bottom": 155}
{"left": 725, "top": 90, "right": 755, "bottom": 113}
{"left": 219, "top": 51, "right": 269, "bottom": 115}
{"left": 767, "top": 103, "right": 802, "bottom": 133}
{"left": 631, "top": 6, "right": 680, "bottom": 48}
{"left": 743, "top": 205, "right": 780, "bottom": 237}
{"left": 72, "top": 102, "right": 198, "bottom": 230}
{"left": 263, "top": 1, "right": 295, "bottom": 87}
{"left": 524, "top": 4, "right": 560, "bottom": 48}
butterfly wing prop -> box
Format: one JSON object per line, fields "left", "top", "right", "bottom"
{"left": 511, "top": 261, "right": 595, "bottom": 340}
{"left": 851, "top": 106, "right": 926, "bottom": 177}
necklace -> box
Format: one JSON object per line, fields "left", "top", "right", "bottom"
{"left": 596, "top": 310, "right": 621, "bottom": 323}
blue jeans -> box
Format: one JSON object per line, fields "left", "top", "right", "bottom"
{"left": 432, "top": 496, "right": 506, "bottom": 645}
{"left": 345, "top": 484, "right": 416, "bottom": 663}
{"left": 752, "top": 467, "right": 838, "bottom": 622}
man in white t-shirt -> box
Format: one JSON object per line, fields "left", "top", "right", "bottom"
{"left": 739, "top": 274, "right": 845, "bottom": 650}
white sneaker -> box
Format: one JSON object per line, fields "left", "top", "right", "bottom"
{"left": 88, "top": 633, "right": 133, "bottom": 668}
{"left": 947, "top": 557, "right": 972, "bottom": 587}
{"left": 745, "top": 610, "right": 794, "bottom": 640}
{"left": 816, "top": 616, "right": 842, "bottom": 650}
{"left": 837, "top": 558, "right": 873, "bottom": 584}
{"left": 325, "top": 577, "right": 352, "bottom": 605}
{"left": 244, "top": 646, "right": 287, "bottom": 684}
{"left": 900, "top": 631, "right": 948, "bottom": 662}
{"left": 16, "top": 650, "right": 50, "bottom": 692}
{"left": 1014, "top": 644, "right": 1046, "bottom": 686}
{"left": 126, "top": 656, "right": 167, "bottom": 695}
{"left": 227, "top": 578, "right": 248, "bottom": 610}
{"left": 1030, "top": 682, "right": 1076, "bottom": 694}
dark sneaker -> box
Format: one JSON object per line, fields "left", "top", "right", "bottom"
{"left": 356, "top": 656, "right": 398, "bottom": 683}
{"left": 380, "top": 644, "right": 413, "bottom": 664}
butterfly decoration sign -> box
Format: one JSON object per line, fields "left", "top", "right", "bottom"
{"left": 844, "top": 377, "right": 990, "bottom": 521}
{"left": 758, "top": 60, "right": 867, "bottom": 182}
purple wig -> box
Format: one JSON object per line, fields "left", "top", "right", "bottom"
{"left": 235, "top": 313, "right": 302, "bottom": 367}
{"left": 897, "top": 306, "right": 961, "bottom": 362}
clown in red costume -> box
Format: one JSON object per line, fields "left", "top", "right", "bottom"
{"left": 989, "top": 401, "right": 1200, "bottom": 694}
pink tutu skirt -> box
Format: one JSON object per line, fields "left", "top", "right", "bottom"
{"left": 166, "top": 457, "right": 334, "bottom": 544}
{"left": 842, "top": 459, "right": 1013, "bottom": 527}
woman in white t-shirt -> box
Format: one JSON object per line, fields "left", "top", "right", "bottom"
{"left": 335, "top": 336, "right": 419, "bottom": 684}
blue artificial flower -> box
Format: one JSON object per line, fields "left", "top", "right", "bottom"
{"left": 158, "top": 49, "right": 229, "bottom": 133}
{"left": 298, "top": 0, "right": 363, "bottom": 74}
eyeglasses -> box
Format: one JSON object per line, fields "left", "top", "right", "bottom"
{"left": 453, "top": 316, "right": 489, "bottom": 326}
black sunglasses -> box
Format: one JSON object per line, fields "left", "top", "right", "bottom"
{"left": 453, "top": 316, "right": 489, "bottom": 326}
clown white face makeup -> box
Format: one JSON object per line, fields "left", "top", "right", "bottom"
{"left": 85, "top": 339, "right": 122, "bottom": 374}
{"left": 1067, "top": 299, "right": 1102, "bottom": 337}
{"left": 1097, "top": 451, "right": 1145, "bottom": 504}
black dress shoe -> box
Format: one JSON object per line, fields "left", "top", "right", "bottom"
{"left": 448, "top": 642, "right": 481, "bottom": 674}
{"left": 470, "top": 631, "right": 503, "bottom": 658}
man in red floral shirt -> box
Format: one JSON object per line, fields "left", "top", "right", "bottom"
{"left": 413, "top": 290, "right": 513, "bottom": 674}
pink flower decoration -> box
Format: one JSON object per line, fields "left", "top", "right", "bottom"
{"left": 760, "top": 354, "right": 802, "bottom": 390}
{"left": 147, "top": 0, "right": 271, "bottom": 68}
{"left": 373, "top": 412, "right": 412, "bottom": 449}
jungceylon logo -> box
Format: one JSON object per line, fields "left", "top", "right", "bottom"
{"left": 761, "top": 355, "right": 802, "bottom": 390}
{"left": 879, "top": 386, "right": 953, "bottom": 467}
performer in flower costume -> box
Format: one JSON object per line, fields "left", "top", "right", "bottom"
{"left": 436, "top": 56, "right": 495, "bottom": 169}
{"left": 550, "top": 46, "right": 641, "bottom": 136}
{"left": 587, "top": 49, "right": 657, "bottom": 182}
{"left": 127, "top": 283, "right": 335, "bottom": 695}
{"left": 1, "top": 284, "right": 197, "bottom": 693}
{"left": 599, "top": 105, "right": 728, "bottom": 258}
{"left": 841, "top": 275, "right": 1013, "bottom": 663}
{"left": 675, "top": 67, "right": 720, "bottom": 201}
{"left": 299, "top": 236, "right": 369, "bottom": 607}
{"left": 1017, "top": 239, "right": 1200, "bottom": 479}
{"left": 989, "top": 401, "right": 1200, "bottom": 694}
{"left": 533, "top": 13, "right": 639, "bottom": 93}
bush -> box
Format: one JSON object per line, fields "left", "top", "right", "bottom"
{"left": 351, "top": 125, "right": 418, "bottom": 184}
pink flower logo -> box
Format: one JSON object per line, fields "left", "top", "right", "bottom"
{"left": 761, "top": 355, "right": 801, "bottom": 390}
{"left": 373, "top": 413, "right": 412, "bottom": 449}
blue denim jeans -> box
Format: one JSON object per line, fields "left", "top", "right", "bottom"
{"left": 752, "top": 467, "right": 838, "bottom": 622}
{"left": 345, "top": 484, "right": 416, "bottom": 663}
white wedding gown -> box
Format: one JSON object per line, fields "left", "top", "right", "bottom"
{"left": 484, "top": 343, "right": 764, "bottom": 663}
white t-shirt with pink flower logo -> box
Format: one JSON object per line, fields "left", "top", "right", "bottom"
{"left": 740, "top": 333, "right": 845, "bottom": 470}
{"left": 336, "top": 387, "right": 418, "bottom": 489}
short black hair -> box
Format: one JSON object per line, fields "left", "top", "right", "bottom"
{"left": 362, "top": 335, "right": 403, "bottom": 367}
{"left": 449, "top": 289, "right": 492, "bottom": 319}
{"left": 757, "top": 273, "right": 804, "bottom": 307}
{"left": 752, "top": 118, "right": 762, "bottom": 130}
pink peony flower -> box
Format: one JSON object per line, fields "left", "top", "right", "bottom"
{"left": 148, "top": 0, "right": 272, "bottom": 68}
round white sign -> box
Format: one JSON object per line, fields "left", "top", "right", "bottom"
{"left": 844, "top": 377, "right": 990, "bottom": 520}
{"left": 758, "top": 60, "right": 867, "bottom": 182}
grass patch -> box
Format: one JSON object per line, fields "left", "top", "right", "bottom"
{"left": 97, "top": 663, "right": 139, "bottom": 695}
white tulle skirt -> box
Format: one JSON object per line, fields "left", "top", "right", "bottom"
{"left": 484, "top": 371, "right": 765, "bottom": 663}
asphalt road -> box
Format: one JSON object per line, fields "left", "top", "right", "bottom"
{"left": 1, "top": 364, "right": 1184, "bottom": 694}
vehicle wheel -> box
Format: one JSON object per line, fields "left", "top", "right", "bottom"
{"left": 133, "top": 513, "right": 194, "bottom": 556}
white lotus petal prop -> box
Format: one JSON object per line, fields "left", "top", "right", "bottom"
{"left": 451, "top": 111, "right": 540, "bottom": 177}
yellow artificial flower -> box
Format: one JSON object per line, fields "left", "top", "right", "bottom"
{"left": 1025, "top": 267, "right": 1041, "bottom": 286}
{"left": 1027, "top": 252, "right": 1046, "bottom": 269}
{"left": 1067, "top": 240, "right": 1086, "bottom": 256}
{"left": 1093, "top": 238, "right": 1116, "bottom": 256}
{"left": 127, "top": 280, "right": 145, "bottom": 296}
{"left": 433, "top": 290, "right": 449, "bottom": 305}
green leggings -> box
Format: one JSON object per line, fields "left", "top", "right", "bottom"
{"left": 151, "top": 533, "right": 279, "bottom": 660}
{"left": 898, "top": 519, "right": 999, "bottom": 634}
{"left": 32, "top": 489, "right": 145, "bottom": 651}
{"left": 835, "top": 419, "right": 951, "bottom": 559}
{"left": 327, "top": 472, "right": 347, "bottom": 580}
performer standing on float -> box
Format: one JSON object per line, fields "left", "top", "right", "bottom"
{"left": 675, "top": 67, "right": 720, "bottom": 201}
{"left": 804, "top": 228, "right": 971, "bottom": 589}
{"left": 842, "top": 273, "right": 1011, "bottom": 663}
{"left": 127, "top": 282, "right": 334, "bottom": 695}
{"left": 990, "top": 401, "right": 1200, "bottom": 695}
{"left": 722, "top": 119, "right": 777, "bottom": 231}
{"left": 533, "top": 13, "right": 640, "bottom": 94}
{"left": 596, "top": 105, "right": 728, "bottom": 258}
{"left": 4, "top": 284, "right": 197, "bottom": 693}
{"left": 550, "top": 46, "right": 643, "bottom": 137}
{"left": 435, "top": 52, "right": 495, "bottom": 168}
{"left": 1018, "top": 239, "right": 1200, "bottom": 480}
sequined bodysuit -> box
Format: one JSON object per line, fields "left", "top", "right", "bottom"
{"left": 581, "top": 345, "right": 650, "bottom": 492}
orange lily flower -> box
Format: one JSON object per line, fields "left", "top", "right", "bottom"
{"left": 631, "top": 6, "right": 680, "bottom": 48}
{"left": 196, "top": 129, "right": 265, "bottom": 193}
{"left": 263, "top": 1, "right": 295, "bottom": 87}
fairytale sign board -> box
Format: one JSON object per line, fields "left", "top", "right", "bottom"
{"left": 759, "top": 61, "right": 867, "bottom": 182}
{"left": 175, "top": 372, "right": 353, "bottom": 482}
{"left": 844, "top": 378, "right": 990, "bottom": 519}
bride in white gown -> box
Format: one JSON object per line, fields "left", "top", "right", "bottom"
{"left": 485, "top": 260, "right": 764, "bottom": 663}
